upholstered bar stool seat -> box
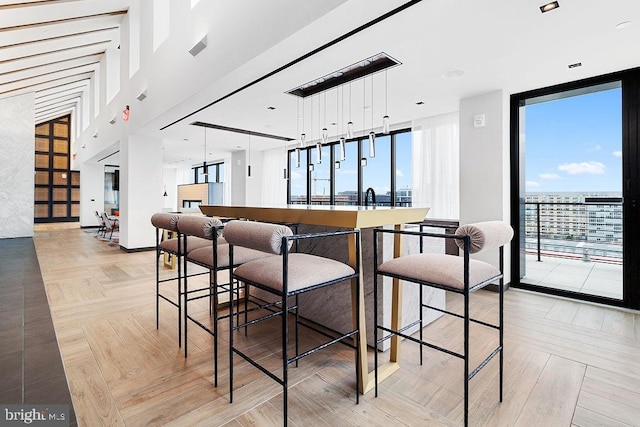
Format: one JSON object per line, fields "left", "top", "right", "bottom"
{"left": 178, "top": 216, "right": 273, "bottom": 385}
{"left": 224, "top": 220, "right": 361, "bottom": 426}
{"left": 378, "top": 253, "right": 501, "bottom": 291}
{"left": 234, "top": 253, "right": 356, "bottom": 293}
{"left": 159, "top": 235, "right": 212, "bottom": 254}
{"left": 373, "top": 220, "right": 513, "bottom": 427}
{"left": 187, "top": 243, "right": 270, "bottom": 269}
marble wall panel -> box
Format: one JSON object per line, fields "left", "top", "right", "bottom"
{"left": 0, "top": 93, "right": 35, "bottom": 238}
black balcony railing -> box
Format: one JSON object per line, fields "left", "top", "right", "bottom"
{"left": 524, "top": 201, "right": 623, "bottom": 264}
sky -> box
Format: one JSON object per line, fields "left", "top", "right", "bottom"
{"left": 524, "top": 86, "right": 622, "bottom": 193}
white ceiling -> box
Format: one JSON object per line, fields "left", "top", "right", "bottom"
{"left": 1, "top": 0, "right": 639, "bottom": 168}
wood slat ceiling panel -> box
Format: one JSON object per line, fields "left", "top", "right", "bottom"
{"left": 0, "top": 29, "right": 117, "bottom": 62}
{"left": 0, "top": 54, "right": 102, "bottom": 84}
{"left": 0, "top": 14, "right": 122, "bottom": 47}
{"left": 1, "top": 71, "right": 92, "bottom": 97}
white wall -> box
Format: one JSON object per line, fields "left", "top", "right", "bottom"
{"left": 459, "top": 90, "right": 511, "bottom": 279}
{"left": 79, "top": 162, "right": 105, "bottom": 227}
{"left": 0, "top": 93, "right": 35, "bottom": 238}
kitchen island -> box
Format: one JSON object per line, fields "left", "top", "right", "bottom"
{"left": 199, "top": 204, "right": 445, "bottom": 393}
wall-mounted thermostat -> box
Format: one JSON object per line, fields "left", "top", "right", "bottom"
{"left": 473, "top": 114, "right": 486, "bottom": 128}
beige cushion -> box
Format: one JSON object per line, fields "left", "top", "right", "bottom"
{"left": 187, "top": 244, "right": 273, "bottom": 268}
{"left": 234, "top": 253, "right": 355, "bottom": 293}
{"left": 177, "top": 215, "right": 223, "bottom": 239}
{"left": 455, "top": 221, "right": 513, "bottom": 254}
{"left": 159, "top": 236, "right": 212, "bottom": 254}
{"left": 378, "top": 253, "right": 501, "bottom": 290}
{"left": 223, "top": 220, "right": 293, "bottom": 254}
{"left": 151, "top": 213, "right": 180, "bottom": 231}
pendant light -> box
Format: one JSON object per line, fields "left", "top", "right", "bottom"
{"left": 283, "top": 138, "right": 288, "bottom": 180}
{"left": 202, "top": 127, "right": 209, "bottom": 176}
{"left": 247, "top": 135, "right": 252, "bottom": 177}
{"left": 321, "top": 91, "right": 328, "bottom": 145}
{"left": 347, "top": 82, "right": 354, "bottom": 139}
{"left": 361, "top": 77, "right": 367, "bottom": 167}
{"left": 338, "top": 85, "right": 346, "bottom": 165}
{"left": 315, "top": 94, "right": 322, "bottom": 164}
{"left": 316, "top": 141, "right": 322, "bottom": 164}
{"left": 296, "top": 97, "right": 304, "bottom": 168}
{"left": 368, "top": 74, "right": 376, "bottom": 158}
{"left": 382, "top": 69, "right": 390, "bottom": 134}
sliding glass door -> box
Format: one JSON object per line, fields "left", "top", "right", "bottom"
{"left": 511, "top": 67, "right": 640, "bottom": 309}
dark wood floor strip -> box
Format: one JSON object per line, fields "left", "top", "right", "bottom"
{"left": 0, "top": 237, "right": 76, "bottom": 426}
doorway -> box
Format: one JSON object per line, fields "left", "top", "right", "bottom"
{"left": 511, "top": 67, "right": 640, "bottom": 309}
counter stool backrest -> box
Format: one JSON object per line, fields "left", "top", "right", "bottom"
{"left": 223, "top": 220, "right": 293, "bottom": 254}
{"left": 150, "top": 213, "right": 180, "bottom": 232}
{"left": 454, "top": 221, "right": 514, "bottom": 254}
{"left": 176, "top": 215, "right": 223, "bottom": 240}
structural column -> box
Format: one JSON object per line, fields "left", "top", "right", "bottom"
{"left": 119, "top": 133, "right": 162, "bottom": 249}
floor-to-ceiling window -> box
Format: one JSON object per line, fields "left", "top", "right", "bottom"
{"left": 34, "top": 115, "right": 80, "bottom": 223}
{"left": 511, "top": 67, "right": 640, "bottom": 309}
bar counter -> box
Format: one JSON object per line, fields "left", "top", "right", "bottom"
{"left": 199, "top": 204, "right": 445, "bottom": 394}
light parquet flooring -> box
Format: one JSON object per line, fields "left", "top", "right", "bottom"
{"left": 32, "top": 227, "right": 640, "bottom": 426}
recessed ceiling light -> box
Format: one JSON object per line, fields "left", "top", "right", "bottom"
{"left": 540, "top": 1, "right": 559, "bottom": 13}
{"left": 568, "top": 62, "right": 582, "bottom": 69}
{"left": 616, "top": 21, "right": 632, "bottom": 29}
{"left": 442, "top": 69, "right": 464, "bottom": 79}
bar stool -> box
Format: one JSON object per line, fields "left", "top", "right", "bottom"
{"left": 177, "top": 216, "right": 273, "bottom": 385}
{"left": 373, "top": 221, "right": 513, "bottom": 427}
{"left": 224, "top": 220, "right": 361, "bottom": 426}
{"left": 151, "top": 213, "right": 211, "bottom": 347}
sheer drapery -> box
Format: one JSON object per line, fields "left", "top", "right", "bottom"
{"left": 223, "top": 157, "right": 231, "bottom": 205}
{"left": 411, "top": 112, "right": 459, "bottom": 219}
{"left": 261, "top": 146, "right": 288, "bottom": 206}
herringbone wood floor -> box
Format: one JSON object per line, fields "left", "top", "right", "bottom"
{"left": 33, "top": 225, "right": 640, "bottom": 426}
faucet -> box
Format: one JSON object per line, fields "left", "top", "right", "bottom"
{"left": 364, "top": 187, "right": 376, "bottom": 207}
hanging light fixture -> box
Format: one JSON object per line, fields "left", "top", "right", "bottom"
{"left": 321, "top": 92, "right": 328, "bottom": 145}
{"left": 296, "top": 98, "right": 304, "bottom": 168}
{"left": 163, "top": 185, "right": 168, "bottom": 197}
{"left": 283, "top": 138, "right": 288, "bottom": 180}
{"left": 369, "top": 74, "right": 376, "bottom": 158}
{"left": 202, "top": 127, "right": 209, "bottom": 176}
{"left": 247, "top": 135, "right": 252, "bottom": 177}
{"left": 382, "top": 69, "right": 390, "bottom": 134}
{"left": 339, "top": 85, "right": 346, "bottom": 162}
{"left": 315, "top": 94, "right": 322, "bottom": 164}
{"left": 347, "top": 82, "right": 354, "bottom": 139}
{"left": 361, "top": 77, "right": 367, "bottom": 167}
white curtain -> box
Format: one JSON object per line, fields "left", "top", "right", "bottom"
{"left": 411, "top": 112, "right": 459, "bottom": 220}
{"left": 223, "top": 157, "right": 231, "bottom": 205}
{"left": 261, "top": 146, "right": 288, "bottom": 206}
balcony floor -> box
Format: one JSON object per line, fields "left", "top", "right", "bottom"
{"left": 523, "top": 253, "right": 623, "bottom": 300}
